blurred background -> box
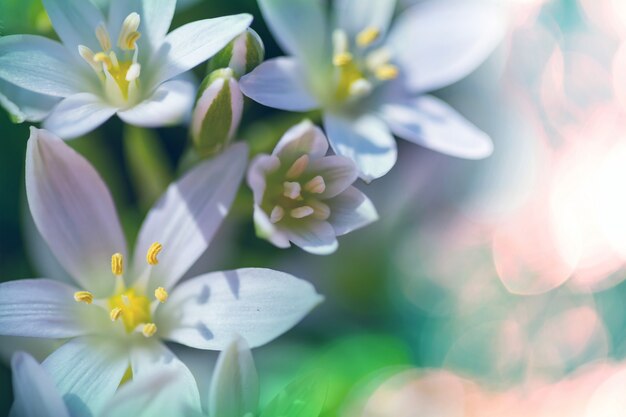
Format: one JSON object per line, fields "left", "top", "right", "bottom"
{"left": 3, "top": 0, "right": 626, "bottom": 415}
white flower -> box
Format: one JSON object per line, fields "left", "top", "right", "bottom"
{"left": 247, "top": 120, "right": 378, "bottom": 255}
{"left": 239, "top": 0, "right": 504, "bottom": 181}
{"left": 0, "top": 0, "right": 252, "bottom": 138}
{"left": 0, "top": 128, "right": 323, "bottom": 416}
{"left": 10, "top": 351, "right": 195, "bottom": 417}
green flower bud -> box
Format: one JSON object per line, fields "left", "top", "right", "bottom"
{"left": 191, "top": 68, "right": 243, "bottom": 157}
{"left": 207, "top": 28, "right": 265, "bottom": 79}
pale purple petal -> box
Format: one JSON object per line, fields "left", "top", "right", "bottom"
{"left": 208, "top": 337, "right": 259, "bottom": 417}
{"left": 132, "top": 143, "right": 248, "bottom": 291}
{"left": 239, "top": 58, "right": 319, "bottom": 112}
{"left": 0, "top": 79, "right": 59, "bottom": 123}
{"left": 334, "top": 0, "right": 396, "bottom": 40}
{"left": 285, "top": 220, "right": 339, "bottom": 255}
{"left": 26, "top": 128, "right": 127, "bottom": 296}
{"left": 41, "top": 0, "right": 104, "bottom": 54}
{"left": 43, "top": 93, "right": 117, "bottom": 139}
{"left": 380, "top": 95, "right": 493, "bottom": 159}
{"left": 323, "top": 112, "right": 397, "bottom": 182}
{"left": 273, "top": 120, "right": 329, "bottom": 161}
{"left": 247, "top": 155, "right": 281, "bottom": 205}
{"left": 156, "top": 268, "right": 323, "bottom": 349}
{"left": 257, "top": 0, "right": 328, "bottom": 66}
{"left": 0, "top": 279, "right": 102, "bottom": 339}
{"left": 387, "top": 0, "right": 505, "bottom": 92}
{"left": 10, "top": 352, "right": 70, "bottom": 417}
{"left": 153, "top": 15, "right": 252, "bottom": 85}
{"left": 253, "top": 205, "right": 292, "bottom": 249}
{"left": 327, "top": 186, "right": 378, "bottom": 236}
{"left": 305, "top": 155, "right": 357, "bottom": 199}
{"left": 117, "top": 79, "right": 195, "bottom": 128}
{"left": 0, "top": 35, "right": 83, "bottom": 97}
{"left": 43, "top": 336, "right": 129, "bottom": 417}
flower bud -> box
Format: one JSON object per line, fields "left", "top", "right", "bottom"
{"left": 207, "top": 28, "right": 265, "bottom": 79}
{"left": 191, "top": 68, "right": 244, "bottom": 157}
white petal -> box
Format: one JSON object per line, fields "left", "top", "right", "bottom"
{"left": 387, "top": 0, "right": 505, "bottom": 92}
{"left": 154, "top": 14, "right": 252, "bottom": 84}
{"left": 239, "top": 58, "right": 319, "bottom": 112}
{"left": 43, "top": 93, "right": 116, "bottom": 139}
{"left": 43, "top": 337, "right": 129, "bottom": 417}
{"left": 0, "top": 79, "right": 59, "bottom": 123}
{"left": 108, "top": 0, "right": 176, "bottom": 51}
{"left": 273, "top": 120, "right": 329, "bottom": 161}
{"left": 0, "top": 279, "right": 98, "bottom": 339}
{"left": 156, "top": 268, "right": 323, "bottom": 349}
{"left": 117, "top": 79, "right": 195, "bottom": 127}
{"left": 380, "top": 95, "right": 493, "bottom": 159}
{"left": 334, "top": 0, "right": 396, "bottom": 39}
{"left": 285, "top": 220, "right": 339, "bottom": 255}
{"left": 101, "top": 367, "right": 199, "bottom": 417}
{"left": 132, "top": 143, "right": 248, "bottom": 290}
{"left": 10, "top": 352, "right": 70, "bottom": 417}
{"left": 252, "top": 205, "right": 292, "bottom": 249}
{"left": 327, "top": 186, "right": 378, "bottom": 236}
{"left": 306, "top": 155, "right": 357, "bottom": 199}
{"left": 208, "top": 337, "right": 259, "bottom": 417}
{"left": 41, "top": 0, "right": 105, "bottom": 53}
{"left": 126, "top": 342, "right": 201, "bottom": 415}
{"left": 257, "top": 0, "right": 328, "bottom": 66}
{"left": 26, "top": 128, "right": 127, "bottom": 296}
{"left": 323, "top": 112, "right": 397, "bottom": 182}
{"left": 0, "top": 35, "right": 82, "bottom": 97}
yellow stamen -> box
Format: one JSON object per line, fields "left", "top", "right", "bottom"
{"left": 154, "top": 287, "right": 168, "bottom": 303}
{"left": 142, "top": 323, "right": 157, "bottom": 337}
{"left": 124, "top": 32, "right": 141, "bottom": 50}
{"left": 375, "top": 64, "right": 399, "bottom": 80}
{"left": 304, "top": 176, "right": 326, "bottom": 194}
{"left": 78, "top": 45, "right": 100, "bottom": 72}
{"left": 93, "top": 52, "right": 112, "bottom": 69}
{"left": 333, "top": 52, "right": 353, "bottom": 67}
{"left": 110, "top": 307, "right": 123, "bottom": 321}
{"left": 356, "top": 27, "right": 380, "bottom": 47}
{"left": 146, "top": 242, "right": 163, "bottom": 265}
{"left": 108, "top": 289, "right": 151, "bottom": 333}
{"left": 95, "top": 23, "right": 112, "bottom": 51}
{"left": 118, "top": 13, "right": 141, "bottom": 51}
{"left": 111, "top": 253, "right": 124, "bottom": 276}
{"left": 286, "top": 155, "right": 309, "bottom": 179}
{"left": 74, "top": 291, "right": 93, "bottom": 304}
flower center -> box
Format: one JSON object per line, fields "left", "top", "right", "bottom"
{"left": 73, "top": 242, "right": 169, "bottom": 338}
{"left": 263, "top": 154, "right": 331, "bottom": 225}
{"left": 331, "top": 27, "right": 399, "bottom": 102}
{"left": 78, "top": 13, "right": 142, "bottom": 106}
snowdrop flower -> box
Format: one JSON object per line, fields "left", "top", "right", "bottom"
{"left": 0, "top": 0, "right": 252, "bottom": 138}
{"left": 10, "top": 351, "right": 196, "bottom": 417}
{"left": 240, "top": 0, "right": 504, "bottom": 181}
{"left": 248, "top": 120, "right": 378, "bottom": 254}
{"left": 0, "top": 128, "right": 323, "bottom": 416}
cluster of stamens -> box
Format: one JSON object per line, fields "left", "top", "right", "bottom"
{"left": 73, "top": 242, "right": 168, "bottom": 338}
{"left": 265, "top": 155, "right": 331, "bottom": 225}
{"left": 332, "top": 26, "right": 399, "bottom": 101}
{"left": 78, "top": 13, "right": 142, "bottom": 105}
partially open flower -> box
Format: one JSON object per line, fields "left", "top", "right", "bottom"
{"left": 248, "top": 120, "right": 378, "bottom": 255}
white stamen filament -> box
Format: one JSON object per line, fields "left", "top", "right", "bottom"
{"left": 78, "top": 45, "right": 101, "bottom": 72}
{"left": 366, "top": 48, "right": 392, "bottom": 72}
{"left": 349, "top": 78, "right": 373, "bottom": 98}
{"left": 332, "top": 29, "right": 352, "bottom": 66}
{"left": 290, "top": 206, "right": 315, "bottom": 219}
{"left": 126, "top": 63, "right": 141, "bottom": 81}
{"left": 96, "top": 23, "right": 112, "bottom": 51}
{"left": 270, "top": 206, "right": 285, "bottom": 224}
{"left": 118, "top": 13, "right": 141, "bottom": 51}
{"left": 286, "top": 155, "right": 309, "bottom": 179}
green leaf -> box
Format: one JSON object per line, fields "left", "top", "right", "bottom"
{"left": 260, "top": 374, "right": 327, "bottom": 417}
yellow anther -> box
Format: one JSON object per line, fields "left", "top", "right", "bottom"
{"left": 93, "top": 52, "right": 112, "bottom": 68}
{"left": 111, "top": 253, "right": 124, "bottom": 276}
{"left": 356, "top": 27, "right": 380, "bottom": 47}
{"left": 118, "top": 12, "right": 141, "bottom": 51}
{"left": 95, "top": 23, "right": 112, "bottom": 51}
{"left": 333, "top": 52, "right": 353, "bottom": 67}
{"left": 375, "top": 64, "right": 399, "bottom": 80}
{"left": 154, "top": 287, "right": 168, "bottom": 303}
{"left": 74, "top": 291, "right": 93, "bottom": 304}
{"left": 286, "top": 155, "right": 309, "bottom": 179}
{"left": 142, "top": 323, "right": 157, "bottom": 337}
{"left": 290, "top": 206, "right": 315, "bottom": 219}
{"left": 110, "top": 307, "right": 123, "bottom": 321}
{"left": 146, "top": 242, "right": 163, "bottom": 265}
{"left": 304, "top": 176, "right": 326, "bottom": 194}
